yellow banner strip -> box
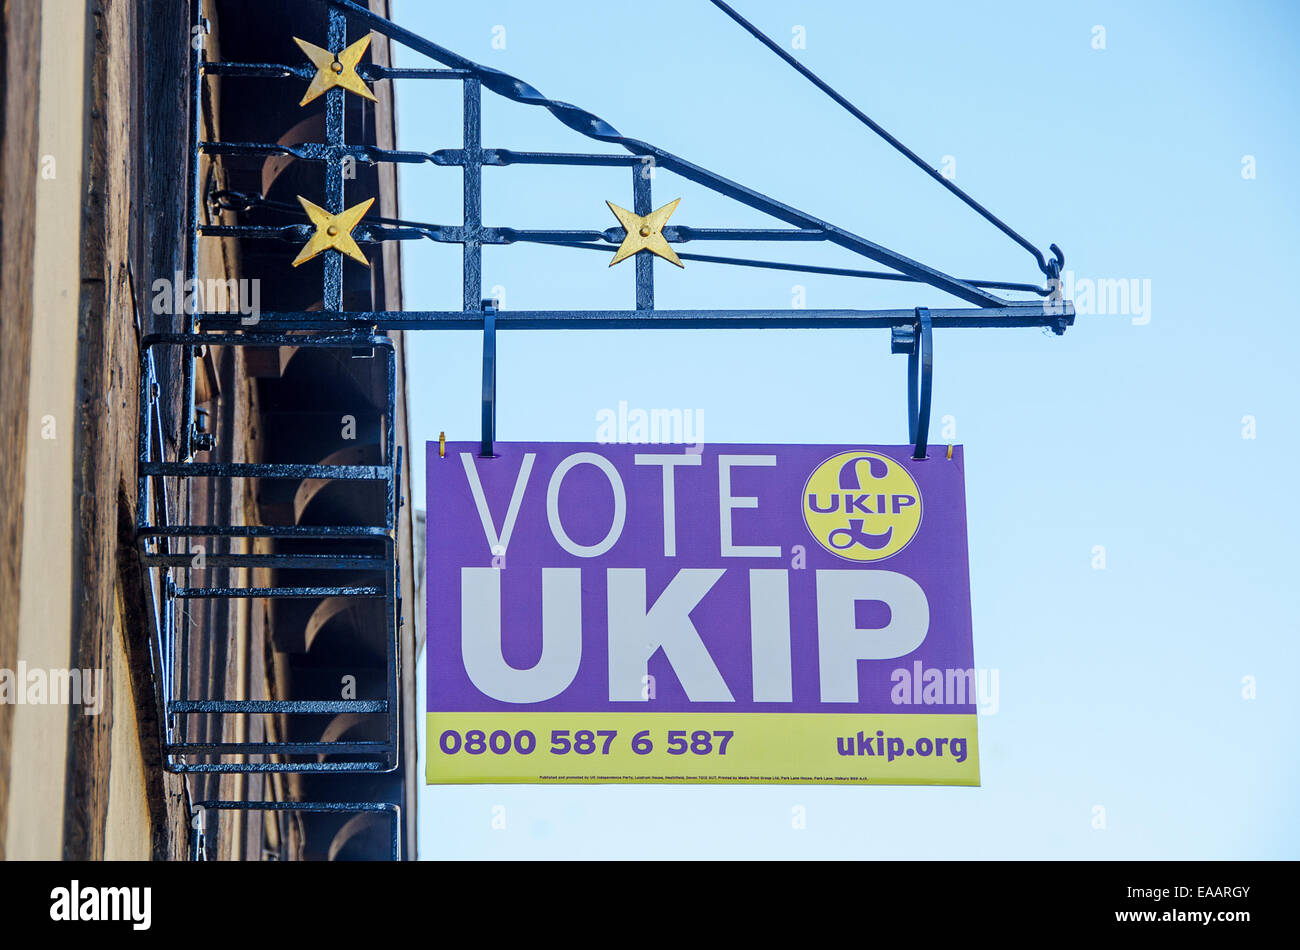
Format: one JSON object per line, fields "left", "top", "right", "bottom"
{"left": 426, "top": 712, "right": 979, "bottom": 785}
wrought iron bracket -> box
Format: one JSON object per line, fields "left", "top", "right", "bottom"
{"left": 157, "top": 0, "right": 1078, "bottom": 856}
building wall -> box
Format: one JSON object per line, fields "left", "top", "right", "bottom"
{"left": 0, "top": 0, "right": 417, "bottom": 860}
{"left": 0, "top": 0, "right": 41, "bottom": 863}
{"left": 5, "top": 0, "right": 87, "bottom": 861}
{"left": 103, "top": 588, "right": 152, "bottom": 861}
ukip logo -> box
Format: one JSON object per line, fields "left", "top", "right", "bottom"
{"left": 802, "top": 451, "right": 922, "bottom": 561}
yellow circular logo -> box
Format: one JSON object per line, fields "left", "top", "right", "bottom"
{"left": 802, "top": 451, "right": 922, "bottom": 561}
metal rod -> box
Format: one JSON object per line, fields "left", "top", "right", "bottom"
{"left": 633, "top": 163, "right": 653, "bottom": 310}
{"left": 139, "top": 525, "right": 392, "bottom": 538}
{"left": 173, "top": 586, "right": 384, "bottom": 598}
{"left": 195, "top": 799, "right": 398, "bottom": 811}
{"left": 182, "top": 0, "right": 205, "bottom": 460}
{"left": 480, "top": 299, "right": 496, "bottom": 457}
{"left": 196, "top": 303, "right": 1073, "bottom": 332}
{"left": 707, "top": 0, "right": 1056, "bottom": 277}
{"left": 384, "top": 528, "right": 400, "bottom": 773}
{"left": 143, "top": 553, "right": 389, "bottom": 569}
{"left": 463, "top": 78, "right": 483, "bottom": 311}
{"left": 203, "top": 60, "right": 468, "bottom": 81}
{"left": 909, "top": 306, "right": 933, "bottom": 458}
{"left": 323, "top": 7, "right": 347, "bottom": 311}
{"left": 176, "top": 761, "right": 392, "bottom": 773}
{"left": 141, "top": 462, "right": 389, "bottom": 479}
{"left": 171, "top": 700, "right": 387, "bottom": 713}
{"left": 169, "top": 741, "right": 390, "bottom": 754}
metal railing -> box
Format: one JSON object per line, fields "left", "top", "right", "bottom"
{"left": 137, "top": 333, "right": 400, "bottom": 776}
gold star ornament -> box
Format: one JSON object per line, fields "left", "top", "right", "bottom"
{"left": 606, "top": 198, "right": 683, "bottom": 267}
{"left": 293, "top": 35, "right": 378, "bottom": 106}
{"left": 292, "top": 196, "right": 375, "bottom": 267}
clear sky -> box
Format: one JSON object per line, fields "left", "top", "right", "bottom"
{"left": 390, "top": 0, "right": 1300, "bottom": 858}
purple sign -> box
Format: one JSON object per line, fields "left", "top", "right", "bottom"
{"left": 426, "top": 442, "right": 979, "bottom": 785}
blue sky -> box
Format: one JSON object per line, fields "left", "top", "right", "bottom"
{"left": 390, "top": 0, "right": 1300, "bottom": 858}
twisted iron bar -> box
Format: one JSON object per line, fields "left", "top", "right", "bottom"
{"left": 203, "top": 189, "right": 1049, "bottom": 295}
{"left": 205, "top": 60, "right": 469, "bottom": 81}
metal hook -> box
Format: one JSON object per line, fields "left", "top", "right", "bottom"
{"left": 908, "top": 307, "right": 933, "bottom": 459}
{"left": 1049, "top": 243, "right": 1065, "bottom": 277}
{"left": 1043, "top": 244, "right": 1069, "bottom": 335}
{"left": 891, "top": 307, "right": 933, "bottom": 459}
{"left": 479, "top": 299, "right": 497, "bottom": 458}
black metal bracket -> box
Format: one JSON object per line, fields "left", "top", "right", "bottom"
{"left": 891, "top": 306, "right": 933, "bottom": 459}
{"left": 136, "top": 332, "right": 401, "bottom": 775}
{"left": 480, "top": 298, "right": 497, "bottom": 458}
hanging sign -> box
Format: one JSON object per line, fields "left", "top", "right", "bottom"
{"left": 426, "top": 442, "right": 979, "bottom": 785}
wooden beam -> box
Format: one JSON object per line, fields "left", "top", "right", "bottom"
{"left": 0, "top": 0, "right": 43, "bottom": 860}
